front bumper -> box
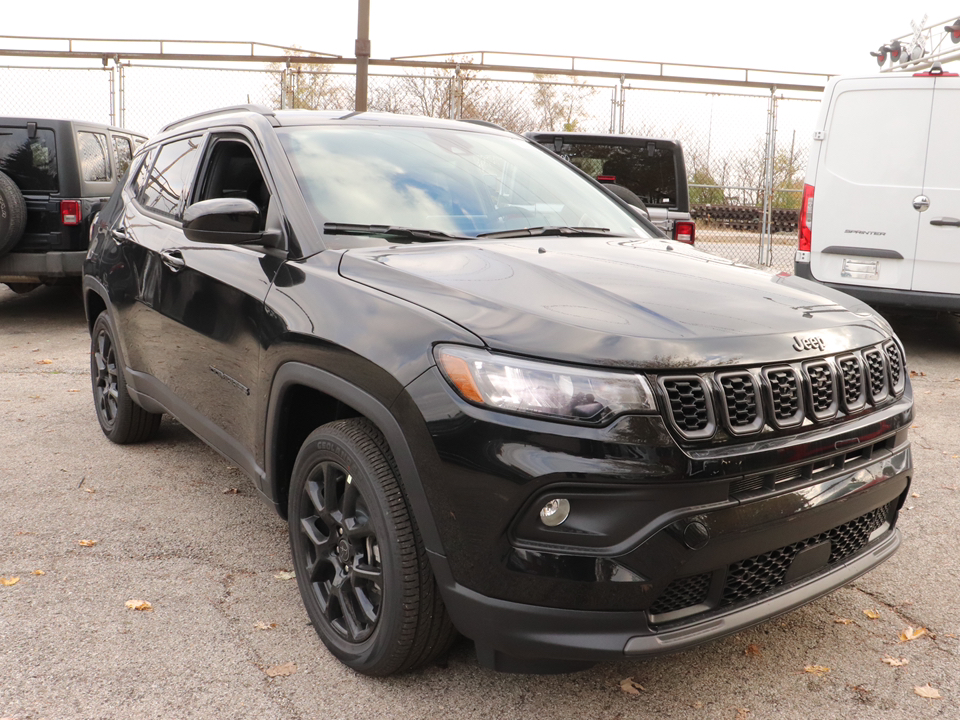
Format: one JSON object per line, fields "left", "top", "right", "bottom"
{"left": 405, "top": 364, "right": 912, "bottom": 669}
{"left": 434, "top": 527, "right": 901, "bottom": 671}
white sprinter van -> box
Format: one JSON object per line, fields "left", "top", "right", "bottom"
{"left": 794, "top": 64, "right": 960, "bottom": 310}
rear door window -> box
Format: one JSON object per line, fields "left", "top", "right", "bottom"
{"left": 78, "top": 131, "right": 112, "bottom": 182}
{"left": 137, "top": 136, "right": 203, "bottom": 219}
{"left": 0, "top": 127, "right": 58, "bottom": 192}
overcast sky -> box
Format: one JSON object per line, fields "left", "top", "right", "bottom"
{"left": 4, "top": 1, "right": 960, "bottom": 78}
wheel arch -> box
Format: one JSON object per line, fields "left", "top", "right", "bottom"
{"left": 265, "top": 362, "right": 445, "bottom": 555}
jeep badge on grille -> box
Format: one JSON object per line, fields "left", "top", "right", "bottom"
{"left": 793, "top": 335, "right": 826, "bottom": 352}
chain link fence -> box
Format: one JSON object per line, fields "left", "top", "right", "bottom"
{"left": 0, "top": 65, "right": 114, "bottom": 124}
{"left": 0, "top": 56, "right": 824, "bottom": 270}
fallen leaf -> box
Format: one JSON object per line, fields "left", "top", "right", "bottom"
{"left": 745, "top": 643, "right": 762, "bottom": 656}
{"left": 265, "top": 662, "right": 297, "bottom": 678}
{"left": 691, "top": 701, "right": 704, "bottom": 709}
{"left": 32, "top": 570, "right": 45, "bottom": 576}
{"left": 835, "top": 617, "right": 855, "bottom": 625}
{"left": 78, "top": 539, "right": 98, "bottom": 547}
{"left": 67, "top": 389, "right": 80, "bottom": 393}
{"left": 804, "top": 665, "right": 830, "bottom": 677}
{"left": 0, "top": 577, "right": 20, "bottom": 586}
{"left": 900, "top": 626, "right": 927, "bottom": 642}
{"left": 83, "top": 488, "right": 96, "bottom": 494}
{"left": 911, "top": 492, "right": 920, "bottom": 498}
{"left": 36, "top": 359, "right": 53, "bottom": 365}
{"left": 914, "top": 684, "right": 941, "bottom": 699}
{"left": 223, "top": 487, "right": 240, "bottom": 494}
{"left": 619, "top": 677, "right": 644, "bottom": 695}
{"left": 125, "top": 599, "right": 153, "bottom": 611}
{"left": 255, "top": 622, "right": 277, "bottom": 630}
{"left": 274, "top": 571, "right": 296, "bottom": 580}
{"left": 864, "top": 609, "right": 881, "bottom": 619}
{"left": 882, "top": 656, "right": 909, "bottom": 667}
{"left": 736, "top": 709, "right": 751, "bottom": 720}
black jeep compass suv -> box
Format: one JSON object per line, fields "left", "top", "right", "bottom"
{"left": 83, "top": 106, "right": 912, "bottom": 676}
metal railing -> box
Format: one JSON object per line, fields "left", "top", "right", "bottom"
{"left": 0, "top": 36, "right": 830, "bottom": 269}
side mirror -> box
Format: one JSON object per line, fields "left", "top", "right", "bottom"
{"left": 182, "top": 198, "right": 265, "bottom": 244}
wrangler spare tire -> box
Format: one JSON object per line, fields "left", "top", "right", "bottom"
{"left": 0, "top": 170, "right": 27, "bottom": 257}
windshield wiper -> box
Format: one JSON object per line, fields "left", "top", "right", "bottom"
{"left": 476, "top": 226, "right": 622, "bottom": 239}
{"left": 323, "top": 223, "right": 468, "bottom": 243}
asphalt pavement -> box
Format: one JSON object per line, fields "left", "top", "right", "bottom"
{"left": 1, "top": 284, "right": 957, "bottom": 720}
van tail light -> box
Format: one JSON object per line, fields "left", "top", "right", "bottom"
{"left": 673, "top": 220, "right": 695, "bottom": 244}
{"left": 798, "top": 184, "right": 814, "bottom": 252}
{"left": 61, "top": 200, "right": 82, "bottom": 226}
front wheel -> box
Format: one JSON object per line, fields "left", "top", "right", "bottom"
{"left": 90, "top": 311, "right": 162, "bottom": 444}
{"left": 288, "top": 418, "right": 455, "bottom": 675}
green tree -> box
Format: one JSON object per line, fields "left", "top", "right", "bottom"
{"left": 688, "top": 167, "right": 725, "bottom": 205}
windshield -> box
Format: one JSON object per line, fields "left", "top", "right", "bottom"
{"left": 276, "top": 124, "right": 653, "bottom": 239}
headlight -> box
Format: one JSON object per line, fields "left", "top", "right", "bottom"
{"left": 434, "top": 344, "right": 656, "bottom": 423}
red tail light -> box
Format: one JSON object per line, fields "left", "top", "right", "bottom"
{"left": 673, "top": 220, "right": 695, "bottom": 244}
{"left": 61, "top": 200, "right": 81, "bottom": 226}
{"left": 798, "top": 184, "right": 814, "bottom": 252}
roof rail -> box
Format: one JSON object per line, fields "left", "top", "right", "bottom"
{"left": 458, "top": 118, "right": 508, "bottom": 132}
{"left": 161, "top": 104, "right": 277, "bottom": 132}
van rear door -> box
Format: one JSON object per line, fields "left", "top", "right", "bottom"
{"left": 810, "top": 76, "right": 936, "bottom": 290}
{"left": 911, "top": 79, "right": 960, "bottom": 293}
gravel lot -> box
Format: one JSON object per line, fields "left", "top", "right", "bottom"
{"left": 1, "top": 284, "right": 958, "bottom": 720}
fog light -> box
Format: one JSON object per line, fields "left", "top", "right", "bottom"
{"left": 539, "top": 498, "right": 570, "bottom": 527}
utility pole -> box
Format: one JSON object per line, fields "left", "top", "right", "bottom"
{"left": 355, "top": 0, "right": 370, "bottom": 112}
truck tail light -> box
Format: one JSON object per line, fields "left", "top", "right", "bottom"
{"left": 673, "top": 221, "right": 695, "bottom": 244}
{"left": 61, "top": 200, "right": 81, "bottom": 226}
{"left": 798, "top": 184, "right": 814, "bottom": 252}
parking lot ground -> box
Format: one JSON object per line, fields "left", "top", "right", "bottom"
{"left": 1, "top": 284, "right": 958, "bottom": 720}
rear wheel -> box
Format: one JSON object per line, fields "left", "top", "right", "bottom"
{"left": 288, "top": 418, "right": 455, "bottom": 676}
{"left": 0, "top": 170, "right": 26, "bottom": 257}
{"left": 90, "top": 311, "right": 162, "bottom": 444}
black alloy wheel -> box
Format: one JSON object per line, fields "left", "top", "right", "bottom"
{"left": 288, "top": 418, "right": 456, "bottom": 676}
{"left": 299, "top": 458, "right": 383, "bottom": 643}
{"left": 89, "top": 311, "right": 162, "bottom": 444}
{"left": 93, "top": 325, "right": 120, "bottom": 427}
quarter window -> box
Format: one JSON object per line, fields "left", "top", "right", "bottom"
{"left": 78, "top": 131, "right": 111, "bottom": 182}
{"left": 138, "top": 136, "right": 203, "bottom": 219}
{"left": 113, "top": 136, "right": 133, "bottom": 176}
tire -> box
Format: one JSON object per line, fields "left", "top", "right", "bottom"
{"left": 90, "top": 311, "right": 162, "bottom": 444}
{"left": 289, "top": 418, "right": 456, "bottom": 676}
{"left": 0, "top": 170, "right": 27, "bottom": 257}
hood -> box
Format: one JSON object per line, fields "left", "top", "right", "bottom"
{"left": 338, "top": 237, "right": 891, "bottom": 369}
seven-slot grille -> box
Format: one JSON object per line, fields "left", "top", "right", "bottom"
{"left": 659, "top": 343, "right": 905, "bottom": 440}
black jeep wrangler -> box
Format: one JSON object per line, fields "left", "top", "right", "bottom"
{"left": 83, "top": 106, "right": 912, "bottom": 676}
{"left": 0, "top": 117, "right": 145, "bottom": 293}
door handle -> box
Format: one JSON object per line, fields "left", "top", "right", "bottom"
{"left": 160, "top": 248, "right": 186, "bottom": 272}
{"left": 930, "top": 217, "right": 960, "bottom": 227}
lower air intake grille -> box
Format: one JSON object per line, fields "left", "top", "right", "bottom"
{"left": 719, "top": 502, "right": 892, "bottom": 607}
{"left": 649, "top": 573, "right": 711, "bottom": 615}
